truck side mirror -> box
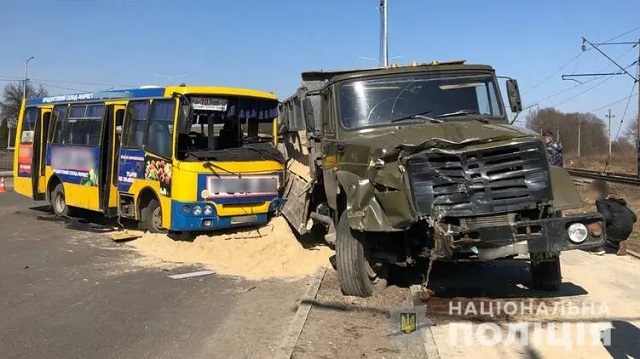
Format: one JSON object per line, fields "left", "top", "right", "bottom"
{"left": 506, "top": 79, "right": 522, "bottom": 113}
{"left": 303, "top": 98, "right": 316, "bottom": 132}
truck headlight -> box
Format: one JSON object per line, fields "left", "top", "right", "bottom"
{"left": 193, "top": 205, "right": 202, "bottom": 216}
{"left": 204, "top": 205, "right": 213, "bottom": 215}
{"left": 567, "top": 223, "right": 588, "bottom": 243}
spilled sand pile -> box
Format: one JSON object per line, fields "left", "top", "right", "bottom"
{"left": 128, "top": 216, "right": 332, "bottom": 280}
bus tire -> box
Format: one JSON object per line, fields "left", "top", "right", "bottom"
{"left": 140, "top": 198, "right": 166, "bottom": 234}
{"left": 336, "top": 212, "right": 387, "bottom": 297}
{"left": 51, "top": 183, "right": 72, "bottom": 217}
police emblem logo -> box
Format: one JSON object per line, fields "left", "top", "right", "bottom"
{"left": 400, "top": 312, "right": 417, "bottom": 334}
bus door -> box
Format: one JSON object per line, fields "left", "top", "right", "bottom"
{"left": 99, "top": 104, "right": 125, "bottom": 216}
{"left": 31, "top": 107, "right": 51, "bottom": 200}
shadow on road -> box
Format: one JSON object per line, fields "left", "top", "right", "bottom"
{"left": 34, "top": 206, "right": 122, "bottom": 234}
{"left": 603, "top": 320, "right": 640, "bottom": 359}
{"left": 390, "top": 258, "right": 588, "bottom": 300}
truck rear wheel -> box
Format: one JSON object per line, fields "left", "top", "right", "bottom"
{"left": 336, "top": 212, "right": 387, "bottom": 297}
{"left": 530, "top": 252, "right": 562, "bottom": 291}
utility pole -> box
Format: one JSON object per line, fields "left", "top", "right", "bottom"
{"left": 636, "top": 38, "right": 640, "bottom": 177}
{"left": 605, "top": 109, "right": 615, "bottom": 157}
{"left": 379, "top": 0, "right": 388, "bottom": 67}
{"left": 578, "top": 118, "right": 582, "bottom": 157}
{"left": 23, "top": 56, "right": 34, "bottom": 101}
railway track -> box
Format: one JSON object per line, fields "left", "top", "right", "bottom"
{"left": 565, "top": 168, "right": 640, "bottom": 186}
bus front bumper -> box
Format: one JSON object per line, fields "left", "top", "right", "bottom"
{"left": 169, "top": 199, "right": 284, "bottom": 232}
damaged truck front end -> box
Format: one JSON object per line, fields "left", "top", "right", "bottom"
{"left": 279, "top": 62, "right": 605, "bottom": 298}
{"left": 342, "top": 135, "right": 605, "bottom": 261}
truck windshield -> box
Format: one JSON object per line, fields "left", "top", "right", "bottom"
{"left": 338, "top": 73, "right": 503, "bottom": 129}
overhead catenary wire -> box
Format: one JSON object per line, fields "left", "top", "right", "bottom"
{"left": 586, "top": 91, "right": 638, "bottom": 114}
{"left": 527, "top": 47, "right": 637, "bottom": 107}
{"left": 0, "top": 75, "right": 132, "bottom": 88}
{"left": 524, "top": 25, "right": 640, "bottom": 99}
{"left": 522, "top": 51, "right": 585, "bottom": 95}
{"left": 612, "top": 81, "right": 638, "bottom": 142}
{"left": 601, "top": 25, "right": 640, "bottom": 44}
{"left": 30, "top": 81, "right": 89, "bottom": 92}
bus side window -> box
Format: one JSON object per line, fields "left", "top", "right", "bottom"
{"left": 122, "top": 101, "right": 150, "bottom": 148}
{"left": 49, "top": 105, "right": 69, "bottom": 144}
{"left": 19, "top": 108, "right": 37, "bottom": 144}
{"left": 144, "top": 100, "right": 175, "bottom": 159}
{"left": 115, "top": 109, "right": 124, "bottom": 140}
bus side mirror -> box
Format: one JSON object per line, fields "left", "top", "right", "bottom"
{"left": 303, "top": 98, "right": 316, "bottom": 132}
{"left": 506, "top": 79, "right": 522, "bottom": 113}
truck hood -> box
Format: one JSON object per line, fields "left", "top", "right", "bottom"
{"left": 348, "top": 121, "right": 539, "bottom": 161}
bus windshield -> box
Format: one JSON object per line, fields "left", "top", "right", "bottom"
{"left": 338, "top": 72, "right": 504, "bottom": 129}
{"left": 176, "top": 95, "right": 280, "bottom": 161}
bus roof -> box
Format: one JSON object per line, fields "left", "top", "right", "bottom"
{"left": 25, "top": 85, "right": 277, "bottom": 106}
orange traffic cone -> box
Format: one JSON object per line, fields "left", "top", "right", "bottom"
{"left": 0, "top": 178, "right": 6, "bottom": 193}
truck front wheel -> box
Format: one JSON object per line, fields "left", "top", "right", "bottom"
{"left": 530, "top": 252, "right": 562, "bottom": 291}
{"left": 336, "top": 212, "right": 388, "bottom": 297}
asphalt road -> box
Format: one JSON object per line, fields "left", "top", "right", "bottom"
{"left": 0, "top": 192, "right": 307, "bottom": 359}
{"left": 4, "top": 184, "right": 640, "bottom": 359}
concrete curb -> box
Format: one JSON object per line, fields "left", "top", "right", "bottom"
{"left": 274, "top": 267, "right": 326, "bottom": 359}
{"left": 628, "top": 249, "right": 640, "bottom": 260}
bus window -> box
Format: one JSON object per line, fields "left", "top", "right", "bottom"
{"left": 145, "top": 100, "right": 175, "bottom": 159}
{"left": 122, "top": 101, "right": 149, "bottom": 148}
{"left": 50, "top": 105, "right": 69, "bottom": 144}
{"left": 20, "top": 108, "right": 37, "bottom": 144}
{"left": 66, "top": 104, "right": 104, "bottom": 146}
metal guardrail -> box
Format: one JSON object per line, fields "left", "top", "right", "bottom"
{"left": 565, "top": 168, "right": 640, "bottom": 186}
{"left": 0, "top": 148, "right": 13, "bottom": 172}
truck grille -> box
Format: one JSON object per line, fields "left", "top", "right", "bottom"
{"left": 406, "top": 141, "right": 551, "bottom": 217}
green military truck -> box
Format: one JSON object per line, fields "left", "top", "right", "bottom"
{"left": 278, "top": 60, "right": 605, "bottom": 297}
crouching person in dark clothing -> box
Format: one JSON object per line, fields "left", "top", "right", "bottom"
{"left": 589, "top": 180, "right": 637, "bottom": 256}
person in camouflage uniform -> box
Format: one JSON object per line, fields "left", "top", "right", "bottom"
{"left": 543, "top": 131, "right": 563, "bottom": 167}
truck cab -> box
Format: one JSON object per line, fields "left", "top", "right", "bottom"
{"left": 278, "top": 61, "right": 605, "bottom": 297}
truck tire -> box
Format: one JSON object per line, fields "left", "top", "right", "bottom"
{"left": 140, "top": 198, "right": 167, "bottom": 234}
{"left": 336, "top": 212, "right": 387, "bottom": 297}
{"left": 530, "top": 252, "right": 561, "bottom": 291}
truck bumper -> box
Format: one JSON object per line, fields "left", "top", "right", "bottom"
{"left": 447, "top": 213, "right": 605, "bottom": 259}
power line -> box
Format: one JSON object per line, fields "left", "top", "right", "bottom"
{"left": 532, "top": 57, "right": 637, "bottom": 108}
{"left": 0, "top": 75, "right": 131, "bottom": 88}
{"left": 612, "top": 81, "right": 638, "bottom": 142}
{"left": 586, "top": 92, "right": 638, "bottom": 114}
{"left": 549, "top": 75, "right": 616, "bottom": 108}
{"left": 602, "top": 25, "right": 640, "bottom": 44}
{"left": 30, "top": 81, "right": 88, "bottom": 92}
{"left": 527, "top": 42, "right": 638, "bottom": 108}
{"left": 522, "top": 52, "right": 585, "bottom": 95}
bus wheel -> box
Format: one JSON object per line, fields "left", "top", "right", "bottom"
{"left": 51, "top": 184, "right": 70, "bottom": 217}
{"left": 141, "top": 198, "right": 166, "bottom": 234}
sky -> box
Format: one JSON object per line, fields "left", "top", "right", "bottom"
{"left": 1, "top": 0, "right": 639, "bottom": 136}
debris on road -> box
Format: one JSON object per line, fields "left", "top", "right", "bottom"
{"left": 127, "top": 216, "right": 332, "bottom": 280}
{"left": 110, "top": 230, "right": 144, "bottom": 242}
{"left": 168, "top": 270, "right": 215, "bottom": 279}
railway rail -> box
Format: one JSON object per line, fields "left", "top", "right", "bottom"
{"left": 565, "top": 167, "right": 640, "bottom": 186}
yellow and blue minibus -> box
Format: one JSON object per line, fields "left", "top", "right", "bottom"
{"left": 13, "top": 85, "right": 285, "bottom": 233}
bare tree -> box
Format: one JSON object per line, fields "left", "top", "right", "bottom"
{"left": 0, "top": 81, "right": 48, "bottom": 128}
{"left": 623, "top": 116, "right": 638, "bottom": 144}
{"left": 525, "top": 107, "right": 608, "bottom": 156}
